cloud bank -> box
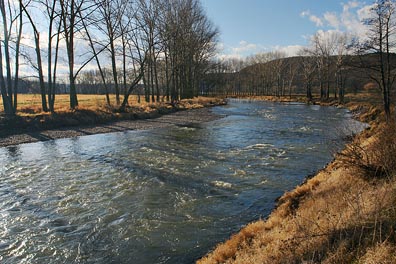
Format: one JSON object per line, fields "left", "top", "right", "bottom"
{"left": 219, "top": 1, "right": 374, "bottom": 60}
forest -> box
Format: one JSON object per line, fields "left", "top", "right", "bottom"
{"left": 0, "top": 0, "right": 218, "bottom": 114}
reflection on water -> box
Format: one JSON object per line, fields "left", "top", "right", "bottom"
{"left": 0, "top": 99, "right": 366, "bottom": 263}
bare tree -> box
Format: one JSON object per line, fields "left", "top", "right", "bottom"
{"left": 0, "top": 0, "right": 23, "bottom": 115}
{"left": 355, "top": 0, "right": 396, "bottom": 120}
{"left": 59, "top": 0, "right": 106, "bottom": 109}
{"left": 299, "top": 48, "right": 317, "bottom": 101}
{"left": 269, "top": 51, "right": 286, "bottom": 97}
{"left": 91, "top": 0, "right": 126, "bottom": 105}
{"left": 43, "top": 0, "right": 62, "bottom": 112}
{"left": 59, "top": 0, "right": 79, "bottom": 109}
{"left": 59, "top": 0, "right": 98, "bottom": 109}
{"left": 286, "top": 59, "right": 298, "bottom": 98}
{"left": 118, "top": 0, "right": 149, "bottom": 111}
{"left": 159, "top": 0, "right": 218, "bottom": 102}
{"left": 21, "top": 0, "right": 48, "bottom": 112}
{"left": 80, "top": 5, "right": 112, "bottom": 106}
{"left": 137, "top": 0, "right": 162, "bottom": 102}
{"left": 312, "top": 31, "right": 338, "bottom": 100}
{"left": 334, "top": 33, "right": 349, "bottom": 103}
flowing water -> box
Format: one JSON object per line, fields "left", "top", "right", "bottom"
{"left": 0, "top": 100, "right": 366, "bottom": 263}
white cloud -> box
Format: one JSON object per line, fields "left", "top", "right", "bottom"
{"left": 272, "top": 45, "right": 304, "bottom": 57}
{"left": 216, "top": 41, "right": 304, "bottom": 60}
{"left": 357, "top": 3, "right": 375, "bottom": 21}
{"left": 310, "top": 15, "right": 324, "bottom": 27}
{"left": 231, "top": 40, "right": 260, "bottom": 54}
{"left": 324, "top": 12, "right": 340, "bottom": 29}
{"left": 216, "top": 40, "right": 279, "bottom": 61}
{"left": 310, "top": 29, "right": 344, "bottom": 43}
{"left": 300, "top": 10, "right": 311, "bottom": 17}
{"left": 216, "top": 40, "right": 266, "bottom": 59}
{"left": 216, "top": 42, "right": 241, "bottom": 60}
{"left": 339, "top": 2, "right": 373, "bottom": 39}
{"left": 301, "top": 1, "right": 374, "bottom": 40}
{"left": 216, "top": 53, "right": 243, "bottom": 61}
{"left": 343, "top": 1, "right": 360, "bottom": 12}
{"left": 300, "top": 10, "right": 323, "bottom": 27}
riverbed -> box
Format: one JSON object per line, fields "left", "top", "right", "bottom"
{"left": 0, "top": 99, "right": 365, "bottom": 263}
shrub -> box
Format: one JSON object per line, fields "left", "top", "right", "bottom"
{"left": 339, "top": 122, "right": 396, "bottom": 179}
{"left": 371, "top": 123, "right": 396, "bottom": 178}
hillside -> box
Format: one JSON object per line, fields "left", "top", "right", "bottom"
{"left": 204, "top": 53, "right": 396, "bottom": 99}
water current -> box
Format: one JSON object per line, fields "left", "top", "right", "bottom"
{"left": 0, "top": 99, "right": 366, "bottom": 263}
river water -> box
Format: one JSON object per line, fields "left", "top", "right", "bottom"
{"left": 0, "top": 100, "right": 365, "bottom": 263}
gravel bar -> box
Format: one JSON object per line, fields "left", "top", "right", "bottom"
{"left": 0, "top": 107, "right": 223, "bottom": 147}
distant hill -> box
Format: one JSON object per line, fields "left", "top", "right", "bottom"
{"left": 202, "top": 53, "right": 396, "bottom": 98}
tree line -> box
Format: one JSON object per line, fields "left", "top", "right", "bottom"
{"left": 204, "top": 32, "right": 355, "bottom": 102}
{"left": 0, "top": 0, "right": 218, "bottom": 115}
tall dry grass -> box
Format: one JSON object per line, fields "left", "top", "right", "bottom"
{"left": 339, "top": 121, "right": 396, "bottom": 178}
{"left": 0, "top": 94, "right": 151, "bottom": 116}
{"left": 0, "top": 95, "right": 225, "bottom": 133}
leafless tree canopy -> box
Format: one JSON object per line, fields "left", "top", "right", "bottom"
{"left": 0, "top": 0, "right": 218, "bottom": 114}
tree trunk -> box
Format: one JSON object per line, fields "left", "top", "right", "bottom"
{"left": 110, "top": 38, "right": 120, "bottom": 105}
{"left": 35, "top": 33, "right": 48, "bottom": 112}
{"left": 120, "top": 67, "right": 145, "bottom": 111}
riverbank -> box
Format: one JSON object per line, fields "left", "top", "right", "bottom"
{"left": 231, "top": 95, "right": 383, "bottom": 123}
{"left": 198, "top": 97, "right": 396, "bottom": 263}
{"left": 0, "top": 97, "right": 226, "bottom": 147}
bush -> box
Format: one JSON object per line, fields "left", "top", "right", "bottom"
{"left": 371, "top": 123, "right": 396, "bottom": 177}
{"left": 339, "top": 122, "right": 396, "bottom": 178}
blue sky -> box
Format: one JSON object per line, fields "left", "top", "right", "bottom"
{"left": 200, "top": 0, "right": 372, "bottom": 58}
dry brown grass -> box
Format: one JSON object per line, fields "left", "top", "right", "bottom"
{"left": 238, "top": 93, "right": 384, "bottom": 124}
{"left": 0, "top": 94, "right": 171, "bottom": 116}
{"left": 0, "top": 95, "right": 225, "bottom": 133}
{"left": 358, "top": 242, "right": 396, "bottom": 263}
{"left": 338, "top": 122, "right": 396, "bottom": 178}
{"left": 235, "top": 92, "right": 382, "bottom": 105}
{"left": 198, "top": 105, "right": 396, "bottom": 264}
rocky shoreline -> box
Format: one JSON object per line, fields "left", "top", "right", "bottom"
{"left": 0, "top": 107, "right": 223, "bottom": 148}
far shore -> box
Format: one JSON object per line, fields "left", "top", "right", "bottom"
{"left": 231, "top": 95, "right": 383, "bottom": 123}
{"left": 0, "top": 107, "right": 225, "bottom": 147}
{"left": 0, "top": 97, "right": 226, "bottom": 147}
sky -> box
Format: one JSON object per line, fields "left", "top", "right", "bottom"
{"left": 200, "top": 0, "right": 372, "bottom": 58}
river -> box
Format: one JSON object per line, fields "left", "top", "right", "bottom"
{"left": 0, "top": 99, "right": 365, "bottom": 263}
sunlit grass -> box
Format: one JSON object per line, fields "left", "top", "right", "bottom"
{"left": 0, "top": 94, "right": 186, "bottom": 116}
{"left": 0, "top": 94, "right": 225, "bottom": 132}
{"left": 1, "top": 94, "right": 106, "bottom": 115}
{"left": 236, "top": 91, "right": 383, "bottom": 105}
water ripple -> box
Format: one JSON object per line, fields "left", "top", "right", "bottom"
{"left": 0, "top": 99, "right": 367, "bottom": 263}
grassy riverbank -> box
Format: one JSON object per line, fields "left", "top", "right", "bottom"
{"left": 0, "top": 95, "right": 226, "bottom": 137}
{"left": 199, "top": 96, "right": 396, "bottom": 263}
